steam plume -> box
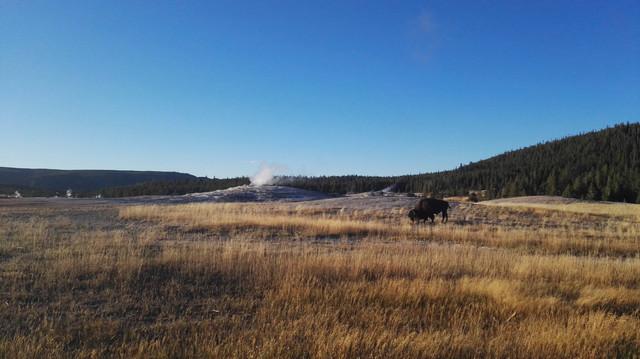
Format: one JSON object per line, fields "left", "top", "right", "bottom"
{"left": 250, "top": 163, "right": 285, "bottom": 186}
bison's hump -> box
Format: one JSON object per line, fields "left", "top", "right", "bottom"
{"left": 415, "top": 198, "right": 449, "bottom": 211}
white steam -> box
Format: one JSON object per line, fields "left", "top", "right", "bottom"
{"left": 250, "top": 163, "right": 286, "bottom": 186}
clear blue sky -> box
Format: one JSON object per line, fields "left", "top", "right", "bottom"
{"left": 1, "top": 1, "right": 638, "bottom": 178}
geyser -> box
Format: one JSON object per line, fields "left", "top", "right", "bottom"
{"left": 250, "top": 163, "right": 285, "bottom": 186}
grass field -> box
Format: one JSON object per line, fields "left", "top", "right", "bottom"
{"left": 482, "top": 196, "right": 640, "bottom": 219}
{"left": 1, "top": 198, "right": 639, "bottom": 358}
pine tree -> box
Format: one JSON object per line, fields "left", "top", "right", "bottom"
{"left": 545, "top": 171, "right": 558, "bottom": 195}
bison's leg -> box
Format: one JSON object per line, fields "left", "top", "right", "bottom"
{"left": 442, "top": 210, "right": 448, "bottom": 223}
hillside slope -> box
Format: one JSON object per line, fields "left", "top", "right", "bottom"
{"left": 398, "top": 123, "right": 639, "bottom": 202}
{"left": 0, "top": 167, "right": 195, "bottom": 194}
{"left": 284, "top": 123, "right": 640, "bottom": 203}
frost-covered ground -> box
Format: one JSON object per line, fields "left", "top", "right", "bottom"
{"left": 117, "top": 185, "right": 420, "bottom": 210}
{"left": 0, "top": 185, "right": 420, "bottom": 210}
{"left": 180, "top": 185, "right": 331, "bottom": 203}
{"left": 124, "top": 185, "right": 332, "bottom": 204}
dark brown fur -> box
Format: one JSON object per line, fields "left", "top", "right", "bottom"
{"left": 411, "top": 198, "right": 450, "bottom": 223}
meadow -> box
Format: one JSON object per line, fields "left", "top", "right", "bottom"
{"left": 0, "top": 198, "right": 639, "bottom": 358}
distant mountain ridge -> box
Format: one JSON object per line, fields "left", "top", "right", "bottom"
{"left": 0, "top": 167, "right": 196, "bottom": 195}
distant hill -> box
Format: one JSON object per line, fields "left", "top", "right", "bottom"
{"left": 0, "top": 167, "right": 196, "bottom": 195}
{"left": 283, "top": 123, "right": 640, "bottom": 203}
{"left": 400, "top": 122, "right": 640, "bottom": 202}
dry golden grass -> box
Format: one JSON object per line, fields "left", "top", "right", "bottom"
{"left": 482, "top": 197, "right": 640, "bottom": 219}
{"left": 120, "top": 202, "right": 640, "bottom": 257}
{"left": 0, "top": 200, "right": 639, "bottom": 358}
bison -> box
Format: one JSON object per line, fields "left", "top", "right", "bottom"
{"left": 408, "top": 209, "right": 435, "bottom": 224}
{"left": 409, "top": 198, "right": 450, "bottom": 224}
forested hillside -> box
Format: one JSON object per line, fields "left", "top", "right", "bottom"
{"left": 401, "top": 122, "right": 639, "bottom": 202}
{"left": 99, "top": 177, "right": 250, "bottom": 197}
{"left": 0, "top": 167, "right": 195, "bottom": 193}
{"left": 0, "top": 184, "right": 54, "bottom": 197}
{"left": 283, "top": 123, "right": 640, "bottom": 203}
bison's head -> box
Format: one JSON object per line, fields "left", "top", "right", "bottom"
{"left": 408, "top": 209, "right": 417, "bottom": 223}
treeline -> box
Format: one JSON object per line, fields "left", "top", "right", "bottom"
{"left": 282, "top": 123, "right": 640, "bottom": 203}
{"left": 0, "top": 185, "right": 55, "bottom": 198}
{"left": 98, "top": 177, "right": 250, "bottom": 197}
{"left": 279, "top": 176, "right": 396, "bottom": 195}
{"left": 0, "top": 167, "right": 195, "bottom": 192}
